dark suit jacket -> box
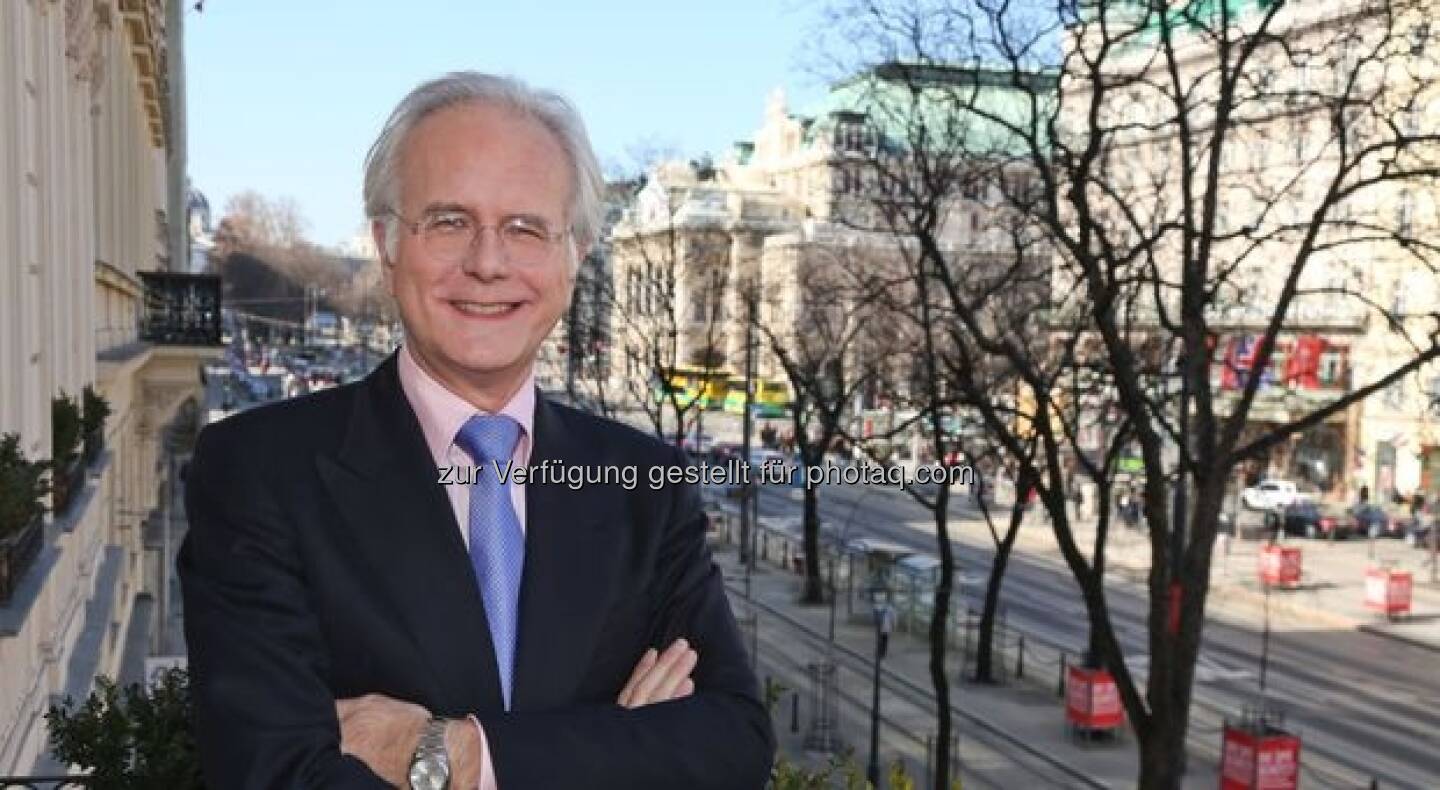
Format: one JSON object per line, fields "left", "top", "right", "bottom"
{"left": 178, "top": 353, "right": 774, "bottom": 788}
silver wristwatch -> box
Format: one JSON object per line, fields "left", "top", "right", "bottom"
{"left": 408, "top": 717, "right": 451, "bottom": 790}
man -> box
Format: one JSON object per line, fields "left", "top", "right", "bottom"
{"left": 178, "top": 72, "right": 774, "bottom": 789}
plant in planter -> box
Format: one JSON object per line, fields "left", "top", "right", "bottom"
{"left": 82, "top": 385, "right": 112, "bottom": 464}
{"left": 46, "top": 668, "right": 203, "bottom": 790}
{"left": 0, "top": 432, "right": 49, "bottom": 603}
{"left": 51, "top": 392, "right": 84, "bottom": 513}
{"left": 0, "top": 433, "right": 49, "bottom": 538}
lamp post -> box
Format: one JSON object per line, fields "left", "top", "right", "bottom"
{"left": 866, "top": 591, "right": 894, "bottom": 786}
{"left": 741, "top": 282, "right": 759, "bottom": 599}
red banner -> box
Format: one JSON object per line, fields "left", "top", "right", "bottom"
{"left": 1221, "top": 726, "right": 1301, "bottom": 790}
{"left": 1258, "top": 545, "right": 1302, "bottom": 588}
{"left": 1284, "top": 335, "right": 1327, "bottom": 389}
{"left": 1065, "top": 666, "right": 1125, "bottom": 730}
{"left": 1364, "top": 567, "right": 1413, "bottom": 616}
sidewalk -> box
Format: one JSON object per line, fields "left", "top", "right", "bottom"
{"left": 712, "top": 542, "right": 1206, "bottom": 789}
{"left": 712, "top": 493, "right": 1419, "bottom": 788}
{"left": 1059, "top": 511, "right": 1440, "bottom": 652}
{"left": 841, "top": 477, "right": 1440, "bottom": 654}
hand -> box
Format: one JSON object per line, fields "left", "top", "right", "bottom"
{"left": 335, "top": 693, "right": 430, "bottom": 786}
{"left": 617, "top": 638, "right": 698, "bottom": 708}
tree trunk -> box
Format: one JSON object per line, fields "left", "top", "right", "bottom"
{"left": 974, "top": 513, "right": 1020, "bottom": 683}
{"left": 1136, "top": 705, "right": 1188, "bottom": 790}
{"left": 800, "top": 469, "right": 825, "bottom": 604}
{"left": 929, "top": 484, "right": 955, "bottom": 790}
{"left": 1085, "top": 531, "right": 1108, "bottom": 667}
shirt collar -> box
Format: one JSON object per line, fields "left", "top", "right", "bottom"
{"left": 396, "top": 344, "right": 535, "bottom": 466}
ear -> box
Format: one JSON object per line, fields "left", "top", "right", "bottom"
{"left": 372, "top": 219, "right": 397, "bottom": 295}
{"left": 567, "top": 235, "right": 593, "bottom": 284}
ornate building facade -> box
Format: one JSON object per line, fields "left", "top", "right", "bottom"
{"left": 608, "top": 68, "right": 1049, "bottom": 414}
{"left": 1062, "top": 0, "right": 1440, "bottom": 500}
{"left": 0, "top": 0, "right": 219, "bottom": 774}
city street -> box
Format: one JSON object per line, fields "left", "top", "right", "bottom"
{"left": 728, "top": 474, "right": 1440, "bottom": 787}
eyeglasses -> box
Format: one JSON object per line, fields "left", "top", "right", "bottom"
{"left": 385, "top": 207, "right": 569, "bottom": 266}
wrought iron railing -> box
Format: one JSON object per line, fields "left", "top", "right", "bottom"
{"left": 0, "top": 777, "right": 92, "bottom": 789}
{"left": 138, "top": 272, "right": 223, "bottom": 346}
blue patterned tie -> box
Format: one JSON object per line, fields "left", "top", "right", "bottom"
{"left": 454, "top": 414, "right": 525, "bottom": 710}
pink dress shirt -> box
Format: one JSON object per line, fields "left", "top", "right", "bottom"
{"left": 398, "top": 344, "right": 532, "bottom": 790}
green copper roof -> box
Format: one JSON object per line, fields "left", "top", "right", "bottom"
{"left": 1104, "top": 0, "right": 1284, "bottom": 48}
{"left": 798, "top": 62, "right": 1059, "bottom": 159}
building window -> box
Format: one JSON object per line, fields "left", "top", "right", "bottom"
{"left": 1249, "top": 137, "right": 1268, "bottom": 170}
{"left": 1318, "top": 349, "right": 1344, "bottom": 386}
{"left": 1291, "top": 119, "right": 1307, "bottom": 163}
{"left": 1384, "top": 381, "right": 1405, "bottom": 410}
{"left": 1255, "top": 65, "right": 1275, "bottom": 94}
{"left": 1403, "top": 105, "right": 1422, "bottom": 136}
{"left": 836, "top": 120, "right": 869, "bottom": 153}
{"left": 1398, "top": 194, "right": 1414, "bottom": 237}
{"left": 1410, "top": 22, "right": 1430, "bottom": 56}
{"left": 962, "top": 176, "right": 983, "bottom": 201}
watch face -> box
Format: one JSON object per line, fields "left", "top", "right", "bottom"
{"left": 409, "top": 756, "right": 449, "bottom": 790}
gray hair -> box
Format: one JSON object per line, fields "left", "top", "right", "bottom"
{"left": 363, "top": 71, "right": 604, "bottom": 269}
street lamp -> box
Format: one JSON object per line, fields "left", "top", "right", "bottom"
{"left": 866, "top": 586, "right": 894, "bottom": 787}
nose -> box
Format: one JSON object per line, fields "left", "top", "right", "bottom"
{"left": 460, "top": 225, "right": 510, "bottom": 280}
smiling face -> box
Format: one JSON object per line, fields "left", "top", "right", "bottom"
{"left": 377, "top": 101, "right": 577, "bottom": 408}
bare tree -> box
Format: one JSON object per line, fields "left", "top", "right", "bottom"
{"left": 826, "top": 1, "right": 1440, "bottom": 787}
{"left": 222, "top": 190, "right": 308, "bottom": 250}
{"left": 610, "top": 160, "right": 738, "bottom": 445}
{"left": 754, "top": 242, "right": 896, "bottom": 603}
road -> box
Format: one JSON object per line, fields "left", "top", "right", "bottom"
{"left": 746, "top": 478, "right": 1440, "bottom": 789}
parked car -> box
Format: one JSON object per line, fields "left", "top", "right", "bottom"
{"left": 1351, "top": 504, "right": 1404, "bottom": 538}
{"left": 747, "top": 448, "right": 799, "bottom": 484}
{"left": 1242, "top": 480, "right": 1306, "bottom": 511}
{"left": 704, "top": 441, "right": 743, "bottom": 466}
{"left": 676, "top": 431, "right": 714, "bottom": 454}
{"left": 1265, "top": 502, "right": 1356, "bottom": 539}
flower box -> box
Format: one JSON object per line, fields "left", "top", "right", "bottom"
{"left": 0, "top": 515, "right": 43, "bottom": 605}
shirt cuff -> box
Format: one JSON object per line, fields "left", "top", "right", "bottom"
{"left": 469, "top": 714, "right": 499, "bottom": 790}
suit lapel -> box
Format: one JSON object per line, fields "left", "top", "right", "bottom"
{"left": 510, "top": 395, "right": 624, "bottom": 711}
{"left": 315, "top": 354, "right": 503, "bottom": 715}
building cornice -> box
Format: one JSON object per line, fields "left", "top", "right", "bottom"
{"left": 119, "top": 0, "right": 168, "bottom": 149}
{"left": 94, "top": 257, "right": 143, "bottom": 299}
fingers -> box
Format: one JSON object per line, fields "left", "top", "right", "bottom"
{"left": 675, "top": 677, "right": 695, "bottom": 699}
{"left": 624, "top": 638, "right": 698, "bottom": 708}
{"left": 650, "top": 644, "right": 698, "bottom": 702}
{"left": 617, "top": 648, "right": 658, "bottom": 707}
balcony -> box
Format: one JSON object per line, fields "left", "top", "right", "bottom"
{"left": 138, "top": 272, "right": 223, "bottom": 347}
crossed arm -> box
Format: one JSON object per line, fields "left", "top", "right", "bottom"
{"left": 333, "top": 638, "right": 701, "bottom": 787}
{"left": 178, "top": 429, "right": 774, "bottom": 789}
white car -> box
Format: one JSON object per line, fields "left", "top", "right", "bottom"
{"left": 1241, "top": 480, "right": 1307, "bottom": 510}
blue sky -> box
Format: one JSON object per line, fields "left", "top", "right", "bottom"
{"left": 187, "top": 0, "right": 832, "bottom": 248}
